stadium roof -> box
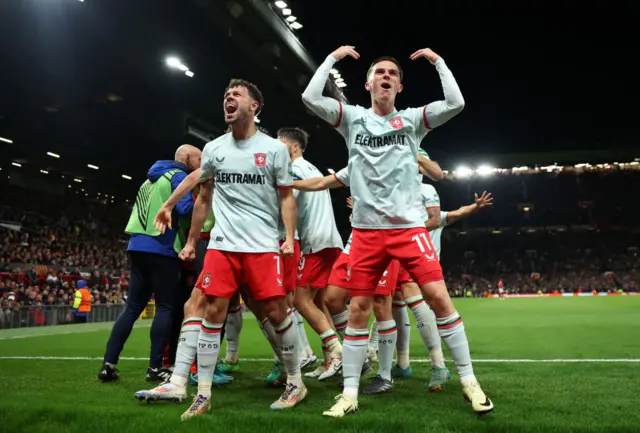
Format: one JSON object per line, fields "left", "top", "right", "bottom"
{"left": 0, "top": 0, "right": 635, "bottom": 201}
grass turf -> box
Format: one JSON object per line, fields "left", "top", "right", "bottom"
{"left": 1, "top": 297, "right": 639, "bottom": 433}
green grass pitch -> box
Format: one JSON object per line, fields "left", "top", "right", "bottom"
{"left": 1, "top": 297, "right": 639, "bottom": 433}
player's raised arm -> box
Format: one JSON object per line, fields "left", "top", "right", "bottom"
{"left": 302, "top": 46, "right": 360, "bottom": 128}
{"left": 410, "top": 48, "right": 465, "bottom": 129}
{"left": 445, "top": 191, "right": 493, "bottom": 225}
{"left": 417, "top": 149, "right": 444, "bottom": 181}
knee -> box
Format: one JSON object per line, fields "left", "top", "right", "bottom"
{"left": 373, "top": 296, "right": 392, "bottom": 321}
{"left": 348, "top": 297, "right": 371, "bottom": 325}
{"left": 422, "top": 281, "right": 452, "bottom": 316}
{"left": 325, "top": 289, "right": 346, "bottom": 315}
{"left": 263, "top": 298, "right": 286, "bottom": 325}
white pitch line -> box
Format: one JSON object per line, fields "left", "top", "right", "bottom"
{"left": 1, "top": 356, "right": 639, "bottom": 363}
{"left": 0, "top": 324, "right": 151, "bottom": 340}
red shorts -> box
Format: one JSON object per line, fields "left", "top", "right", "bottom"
{"left": 396, "top": 267, "right": 413, "bottom": 287}
{"left": 347, "top": 228, "right": 443, "bottom": 297}
{"left": 327, "top": 253, "right": 399, "bottom": 296}
{"left": 280, "top": 240, "right": 301, "bottom": 293}
{"left": 297, "top": 247, "right": 342, "bottom": 289}
{"left": 195, "top": 249, "right": 285, "bottom": 301}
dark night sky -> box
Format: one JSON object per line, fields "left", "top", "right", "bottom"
{"left": 293, "top": 0, "right": 637, "bottom": 156}
{"left": 0, "top": 0, "right": 637, "bottom": 197}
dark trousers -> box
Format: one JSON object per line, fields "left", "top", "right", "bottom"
{"left": 103, "top": 251, "right": 181, "bottom": 369}
{"left": 74, "top": 315, "right": 88, "bottom": 324}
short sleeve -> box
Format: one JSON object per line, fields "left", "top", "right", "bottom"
{"left": 200, "top": 143, "right": 215, "bottom": 182}
{"left": 334, "top": 166, "right": 350, "bottom": 187}
{"left": 440, "top": 211, "right": 449, "bottom": 228}
{"left": 274, "top": 144, "right": 294, "bottom": 188}
{"left": 421, "top": 184, "right": 440, "bottom": 208}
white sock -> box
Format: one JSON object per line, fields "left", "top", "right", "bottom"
{"left": 292, "top": 308, "right": 313, "bottom": 357}
{"left": 392, "top": 301, "right": 411, "bottom": 369}
{"left": 332, "top": 310, "right": 349, "bottom": 340}
{"left": 375, "top": 320, "right": 397, "bottom": 381}
{"left": 224, "top": 307, "right": 243, "bottom": 363}
{"left": 343, "top": 327, "right": 369, "bottom": 400}
{"left": 259, "top": 318, "right": 283, "bottom": 364}
{"left": 407, "top": 295, "right": 444, "bottom": 368}
{"left": 274, "top": 315, "right": 302, "bottom": 386}
{"left": 437, "top": 311, "right": 476, "bottom": 385}
{"left": 368, "top": 320, "right": 379, "bottom": 352}
{"left": 196, "top": 320, "right": 223, "bottom": 398}
{"left": 170, "top": 317, "right": 201, "bottom": 387}
{"left": 319, "top": 329, "right": 342, "bottom": 355}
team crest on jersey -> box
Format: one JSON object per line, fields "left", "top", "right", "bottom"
{"left": 202, "top": 274, "right": 211, "bottom": 289}
{"left": 389, "top": 116, "right": 404, "bottom": 130}
{"left": 254, "top": 153, "right": 267, "bottom": 167}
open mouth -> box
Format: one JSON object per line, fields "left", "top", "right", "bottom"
{"left": 225, "top": 103, "right": 237, "bottom": 114}
{"left": 381, "top": 82, "right": 391, "bottom": 90}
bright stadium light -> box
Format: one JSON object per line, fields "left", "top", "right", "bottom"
{"left": 47, "top": 151, "right": 60, "bottom": 158}
{"left": 185, "top": 70, "right": 194, "bottom": 78}
{"left": 12, "top": 162, "right": 21, "bottom": 167}
{"left": 282, "top": 8, "right": 291, "bottom": 15}
{"left": 122, "top": 174, "right": 132, "bottom": 180}
{"left": 290, "top": 22, "right": 303, "bottom": 30}
{"left": 327, "top": 168, "right": 335, "bottom": 174}
{"left": 286, "top": 15, "right": 297, "bottom": 22}
{"left": 335, "top": 78, "right": 344, "bottom": 83}
{"left": 40, "top": 170, "right": 49, "bottom": 174}
{"left": 74, "top": 178, "right": 82, "bottom": 183}
{"left": 0, "top": 137, "right": 12, "bottom": 143}
{"left": 166, "top": 57, "right": 193, "bottom": 76}
{"left": 455, "top": 165, "right": 473, "bottom": 178}
{"left": 333, "top": 73, "right": 341, "bottom": 79}
{"left": 476, "top": 164, "right": 495, "bottom": 176}
{"left": 336, "top": 82, "right": 347, "bottom": 88}
{"left": 87, "top": 164, "right": 99, "bottom": 170}
{"left": 274, "top": 1, "right": 287, "bottom": 8}
{"left": 330, "top": 69, "right": 338, "bottom": 75}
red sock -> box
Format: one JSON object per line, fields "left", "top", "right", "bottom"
{"left": 190, "top": 358, "right": 197, "bottom": 375}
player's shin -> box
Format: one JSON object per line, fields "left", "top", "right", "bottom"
{"left": 331, "top": 309, "right": 349, "bottom": 340}
{"left": 292, "top": 308, "right": 313, "bottom": 357}
{"left": 274, "top": 314, "right": 302, "bottom": 386}
{"left": 224, "top": 306, "right": 243, "bottom": 364}
{"left": 171, "top": 317, "right": 202, "bottom": 387}
{"left": 196, "top": 319, "right": 224, "bottom": 398}
{"left": 392, "top": 300, "right": 411, "bottom": 370}
{"left": 406, "top": 295, "right": 444, "bottom": 367}
{"left": 436, "top": 311, "right": 475, "bottom": 385}
{"left": 343, "top": 326, "right": 370, "bottom": 400}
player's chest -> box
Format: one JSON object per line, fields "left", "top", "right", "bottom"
{"left": 350, "top": 113, "right": 416, "bottom": 150}
{"left": 212, "top": 149, "right": 273, "bottom": 185}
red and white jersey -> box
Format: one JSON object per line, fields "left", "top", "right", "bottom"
{"left": 200, "top": 131, "right": 293, "bottom": 253}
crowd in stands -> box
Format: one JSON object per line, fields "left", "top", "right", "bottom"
{"left": 1, "top": 170, "right": 639, "bottom": 326}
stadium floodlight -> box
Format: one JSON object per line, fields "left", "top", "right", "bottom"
{"left": 166, "top": 57, "right": 193, "bottom": 76}
{"left": 333, "top": 73, "right": 341, "bottom": 79}
{"left": 290, "top": 22, "right": 303, "bottom": 30}
{"left": 282, "top": 8, "right": 291, "bottom": 15}
{"left": 185, "top": 70, "right": 194, "bottom": 78}
{"left": 254, "top": 116, "right": 261, "bottom": 124}
{"left": 330, "top": 69, "right": 338, "bottom": 75}
{"left": 274, "top": 1, "right": 287, "bottom": 8}
{"left": 40, "top": 170, "right": 48, "bottom": 174}
{"left": 476, "top": 164, "right": 495, "bottom": 176}
{"left": 122, "top": 174, "right": 132, "bottom": 180}
{"left": 455, "top": 165, "right": 473, "bottom": 178}
{"left": 335, "top": 78, "right": 344, "bottom": 83}
{"left": 327, "top": 168, "right": 335, "bottom": 174}
{"left": 286, "top": 15, "right": 297, "bottom": 22}
{"left": 0, "top": 137, "right": 12, "bottom": 143}
{"left": 47, "top": 151, "right": 60, "bottom": 158}
{"left": 12, "top": 162, "right": 21, "bottom": 167}
{"left": 336, "top": 82, "right": 347, "bottom": 88}
{"left": 87, "top": 164, "right": 99, "bottom": 170}
{"left": 74, "top": 178, "right": 82, "bottom": 183}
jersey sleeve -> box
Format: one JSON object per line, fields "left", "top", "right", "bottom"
{"left": 301, "top": 55, "right": 358, "bottom": 140}
{"left": 291, "top": 164, "right": 304, "bottom": 198}
{"left": 333, "top": 166, "right": 350, "bottom": 187}
{"left": 440, "top": 211, "right": 449, "bottom": 228}
{"left": 274, "top": 144, "right": 294, "bottom": 188}
{"left": 422, "top": 184, "right": 440, "bottom": 208}
{"left": 199, "top": 142, "right": 215, "bottom": 182}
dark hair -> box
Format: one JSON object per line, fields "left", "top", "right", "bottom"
{"left": 277, "top": 127, "right": 309, "bottom": 152}
{"left": 225, "top": 78, "right": 264, "bottom": 115}
{"left": 367, "top": 56, "right": 404, "bottom": 81}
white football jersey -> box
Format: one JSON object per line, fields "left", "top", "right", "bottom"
{"left": 200, "top": 131, "right": 293, "bottom": 253}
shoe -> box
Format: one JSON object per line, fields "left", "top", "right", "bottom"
{"left": 265, "top": 361, "right": 287, "bottom": 387}
{"left": 217, "top": 361, "right": 239, "bottom": 374}
{"left": 318, "top": 354, "right": 342, "bottom": 381}
{"left": 300, "top": 354, "right": 318, "bottom": 369}
{"left": 391, "top": 364, "right": 413, "bottom": 378}
{"left": 180, "top": 394, "right": 211, "bottom": 421}
{"left": 362, "top": 374, "right": 394, "bottom": 395}
{"left": 134, "top": 382, "right": 187, "bottom": 402}
{"left": 462, "top": 381, "right": 494, "bottom": 414}
{"left": 98, "top": 363, "right": 119, "bottom": 382}
{"left": 429, "top": 366, "right": 451, "bottom": 392}
{"left": 146, "top": 367, "right": 173, "bottom": 382}
{"left": 322, "top": 394, "right": 359, "bottom": 418}
{"left": 304, "top": 364, "right": 326, "bottom": 378}
{"left": 270, "top": 382, "right": 308, "bottom": 409}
